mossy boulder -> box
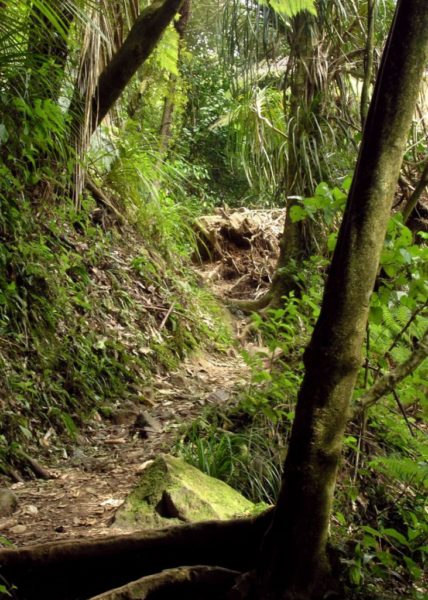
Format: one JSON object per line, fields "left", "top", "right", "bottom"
{"left": 113, "top": 454, "right": 266, "bottom": 530}
{"left": 0, "top": 489, "right": 18, "bottom": 517}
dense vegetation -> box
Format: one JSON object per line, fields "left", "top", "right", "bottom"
{"left": 0, "top": 0, "right": 427, "bottom": 599}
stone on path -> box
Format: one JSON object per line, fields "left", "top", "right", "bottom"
{"left": 113, "top": 454, "right": 265, "bottom": 531}
{"left": 0, "top": 489, "right": 18, "bottom": 517}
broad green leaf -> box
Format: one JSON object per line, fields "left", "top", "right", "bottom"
{"left": 0, "top": 584, "right": 11, "bottom": 597}
{"left": 327, "top": 232, "right": 337, "bottom": 252}
{"left": 289, "top": 205, "right": 307, "bottom": 222}
{"left": 315, "top": 182, "right": 330, "bottom": 197}
{"left": 382, "top": 528, "right": 410, "bottom": 547}
{"left": 0, "top": 123, "right": 8, "bottom": 144}
{"left": 261, "top": 0, "right": 317, "bottom": 17}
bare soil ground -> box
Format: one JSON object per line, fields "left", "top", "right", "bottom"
{"left": 0, "top": 351, "right": 249, "bottom": 546}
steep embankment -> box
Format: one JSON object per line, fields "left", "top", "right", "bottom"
{"left": 0, "top": 198, "right": 230, "bottom": 482}
{"left": 0, "top": 207, "right": 283, "bottom": 547}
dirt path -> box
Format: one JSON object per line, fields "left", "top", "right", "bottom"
{"left": 1, "top": 208, "right": 280, "bottom": 549}
{"left": 1, "top": 350, "right": 249, "bottom": 547}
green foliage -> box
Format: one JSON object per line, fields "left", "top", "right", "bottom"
{"left": 177, "top": 258, "right": 325, "bottom": 503}
{"left": 179, "top": 37, "right": 249, "bottom": 206}
{"left": 177, "top": 193, "right": 427, "bottom": 596}
{"left": 0, "top": 4, "right": 426, "bottom": 599}
{"left": 289, "top": 178, "right": 350, "bottom": 225}
{"left": 176, "top": 407, "right": 283, "bottom": 504}
{"left": 213, "top": 86, "right": 288, "bottom": 203}
{"left": 260, "top": 0, "right": 317, "bottom": 16}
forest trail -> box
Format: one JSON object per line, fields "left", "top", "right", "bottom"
{"left": 1, "top": 209, "right": 282, "bottom": 549}
{"left": 2, "top": 351, "right": 249, "bottom": 547}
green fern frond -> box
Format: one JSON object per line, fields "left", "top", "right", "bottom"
{"left": 389, "top": 343, "right": 411, "bottom": 364}
{"left": 370, "top": 456, "right": 428, "bottom": 489}
{"left": 395, "top": 304, "right": 412, "bottom": 327}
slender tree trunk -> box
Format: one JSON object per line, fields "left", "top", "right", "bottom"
{"left": 255, "top": 1, "right": 428, "bottom": 598}
{"left": 360, "top": 0, "right": 376, "bottom": 128}
{"left": 262, "top": 13, "right": 322, "bottom": 308}
{"left": 401, "top": 160, "right": 428, "bottom": 223}
{"left": 358, "top": 327, "right": 428, "bottom": 412}
{"left": 158, "top": 0, "right": 191, "bottom": 152}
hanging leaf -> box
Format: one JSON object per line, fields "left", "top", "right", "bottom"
{"left": 259, "top": 0, "right": 317, "bottom": 17}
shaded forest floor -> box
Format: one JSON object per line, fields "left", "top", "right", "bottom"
{"left": 2, "top": 351, "right": 249, "bottom": 546}
{"left": 0, "top": 208, "right": 281, "bottom": 548}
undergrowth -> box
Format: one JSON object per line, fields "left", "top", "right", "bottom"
{"left": 0, "top": 91, "right": 231, "bottom": 477}
{"left": 177, "top": 187, "right": 428, "bottom": 599}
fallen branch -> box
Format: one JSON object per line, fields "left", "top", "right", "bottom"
{"left": 0, "top": 511, "right": 272, "bottom": 600}
{"left": 16, "top": 451, "right": 54, "bottom": 481}
{"left": 85, "top": 179, "right": 126, "bottom": 224}
{"left": 402, "top": 160, "right": 428, "bottom": 223}
{"left": 226, "top": 292, "right": 273, "bottom": 314}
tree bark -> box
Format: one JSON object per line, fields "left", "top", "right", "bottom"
{"left": 254, "top": 1, "right": 428, "bottom": 598}
{"left": 89, "top": 566, "right": 239, "bottom": 600}
{"left": 91, "top": 0, "right": 183, "bottom": 133}
{"left": 255, "top": 12, "right": 323, "bottom": 309}
{"left": 0, "top": 511, "right": 271, "bottom": 600}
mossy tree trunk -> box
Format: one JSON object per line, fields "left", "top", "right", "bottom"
{"left": 255, "top": 1, "right": 428, "bottom": 598}
{"left": 238, "top": 13, "right": 324, "bottom": 312}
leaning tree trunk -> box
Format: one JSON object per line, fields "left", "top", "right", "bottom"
{"left": 252, "top": 1, "right": 428, "bottom": 598}
{"left": 68, "top": 0, "right": 183, "bottom": 203}
{"left": 68, "top": 0, "right": 184, "bottom": 144}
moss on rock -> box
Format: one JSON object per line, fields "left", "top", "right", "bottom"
{"left": 114, "top": 454, "right": 266, "bottom": 530}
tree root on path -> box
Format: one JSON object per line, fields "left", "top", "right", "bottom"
{"left": 226, "top": 292, "right": 273, "bottom": 314}
{"left": 0, "top": 510, "right": 272, "bottom": 600}
{"left": 89, "top": 565, "right": 240, "bottom": 600}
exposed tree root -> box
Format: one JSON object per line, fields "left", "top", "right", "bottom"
{"left": 227, "top": 272, "right": 300, "bottom": 314}
{"left": 0, "top": 511, "right": 272, "bottom": 600}
{"left": 89, "top": 565, "right": 240, "bottom": 600}
{"left": 17, "top": 451, "right": 54, "bottom": 481}
{"left": 227, "top": 292, "right": 273, "bottom": 314}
